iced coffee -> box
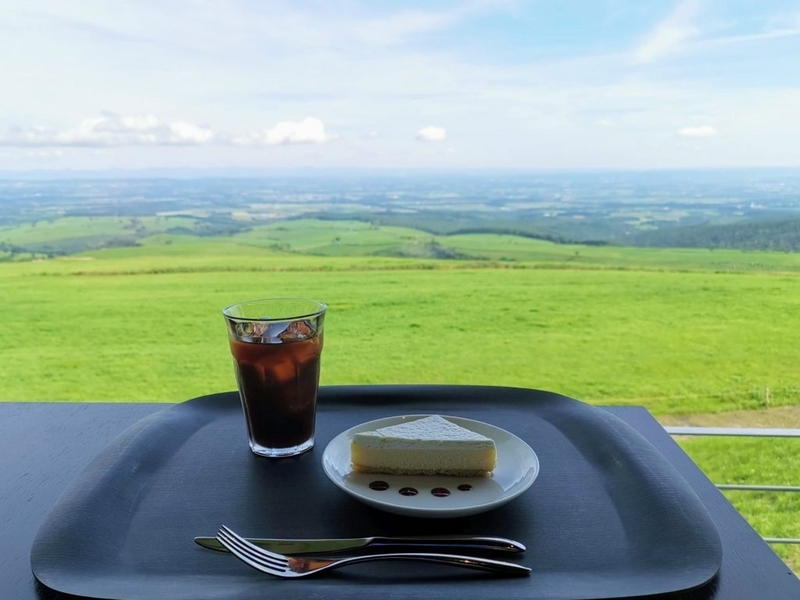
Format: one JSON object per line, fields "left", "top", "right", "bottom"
{"left": 223, "top": 298, "right": 327, "bottom": 458}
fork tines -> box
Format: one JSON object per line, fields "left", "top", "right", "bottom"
{"left": 217, "top": 525, "right": 290, "bottom": 575}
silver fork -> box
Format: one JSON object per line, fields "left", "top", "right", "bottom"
{"left": 216, "top": 525, "right": 531, "bottom": 578}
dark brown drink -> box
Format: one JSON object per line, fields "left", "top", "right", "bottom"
{"left": 230, "top": 332, "right": 323, "bottom": 453}
{"left": 223, "top": 298, "right": 327, "bottom": 458}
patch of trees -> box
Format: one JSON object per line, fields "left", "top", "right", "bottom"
{"left": 446, "top": 227, "right": 608, "bottom": 246}
{"left": 21, "top": 236, "right": 140, "bottom": 256}
{"left": 630, "top": 218, "right": 800, "bottom": 251}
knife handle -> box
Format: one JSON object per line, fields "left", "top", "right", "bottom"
{"left": 368, "top": 536, "right": 525, "bottom": 553}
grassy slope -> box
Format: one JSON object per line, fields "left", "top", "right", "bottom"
{"left": 0, "top": 215, "right": 198, "bottom": 245}
{"left": 5, "top": 248, "right": 800, "bottom": 413}
{"left": 2, "top": 218, "right": 800, "bottom": 568}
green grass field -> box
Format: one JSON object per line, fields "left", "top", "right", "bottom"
{"left": 0, "top": 216, "right": 198, "bottom": 245}
{"left": 2, "top": 216, "right": 799, "bottom": 569}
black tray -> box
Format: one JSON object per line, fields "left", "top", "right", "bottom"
{"left": 31, "top": 386, "right": 722, "bottom": 600}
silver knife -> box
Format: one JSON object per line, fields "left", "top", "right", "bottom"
{"left": 194, "top": 535, "right": 525, "bottom": 554}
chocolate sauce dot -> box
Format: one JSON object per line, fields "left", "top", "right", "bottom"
{"left": 457, "top": 484, "right": 473, "bottom": 491}
{"left": 431, "top": 487, "right": 451, "bottom": 497}
{"left": 398, "top": 487, "right": 418, "bottom": 496}
{"left": 369, "top": 480, "right": 389, "bottom": 491}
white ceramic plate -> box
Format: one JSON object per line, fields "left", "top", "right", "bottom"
{"left": 321, "top": 414, "right": 539, "bottom": 518}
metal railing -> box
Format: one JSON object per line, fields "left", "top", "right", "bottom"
{"left": 664, "top": 425, "right": 800, "bottom": 545}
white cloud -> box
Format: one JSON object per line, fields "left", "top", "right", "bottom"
{"left": 0, "top": 113, "right": 214, "bottom": 147}
{"left": 116, "top": 115, "right": 161, "bottom": 131}
{"left": 677, "top": 125, "right": 719, "bottom": 137}
{"left": 632, "top": 0, "right": 703, "bottom": 64}
{"left": 230, "top": 117, "right": 328, "bottom": 146}
{"left": 416, "top": 126, "right": 447, "bottom": 142}
{"left": 0, "top": 114, "right": 331, "bottom": 148}
{"left": 168, "top": 121, "right": 215, "bottom": 144}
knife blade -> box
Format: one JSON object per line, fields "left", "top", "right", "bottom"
{"left": 194, "top": 535, "right": 525, "bottom": 555}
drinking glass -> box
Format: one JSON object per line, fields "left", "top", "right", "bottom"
{"left": 222, "top": 298, "right": 327, "bottom": 457}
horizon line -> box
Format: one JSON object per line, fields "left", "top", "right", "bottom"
{"left": 2, "top": 165, "right": 800, "bottom": 180}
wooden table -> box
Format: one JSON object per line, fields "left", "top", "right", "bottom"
{"left": 2, "top": 395, "right": 799, "bottom": 599}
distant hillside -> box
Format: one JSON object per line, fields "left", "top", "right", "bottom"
{"left": 630, "top": 218, "right": 800, "bottom": 252}
{"left": 307, "top": 210, "right": 618, "bottom": 245}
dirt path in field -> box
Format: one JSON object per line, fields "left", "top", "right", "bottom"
{"left": 657, "top": 405, "right": 800, "bottom": 429}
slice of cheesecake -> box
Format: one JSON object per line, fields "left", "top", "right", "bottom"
{"left": 351, "top": 415, "right": 497, "bottom": 477}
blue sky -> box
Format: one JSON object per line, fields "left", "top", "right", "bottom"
{"left": 1, "top": 0, "right": 799, "bottom": 171}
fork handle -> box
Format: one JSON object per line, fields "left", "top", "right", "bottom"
{"left": 330, "top": 552, "right": 531, "bottom": 576}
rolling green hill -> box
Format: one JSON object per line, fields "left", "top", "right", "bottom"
{"left": 8, "top": 214, "right": 800, "bottom": 262}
